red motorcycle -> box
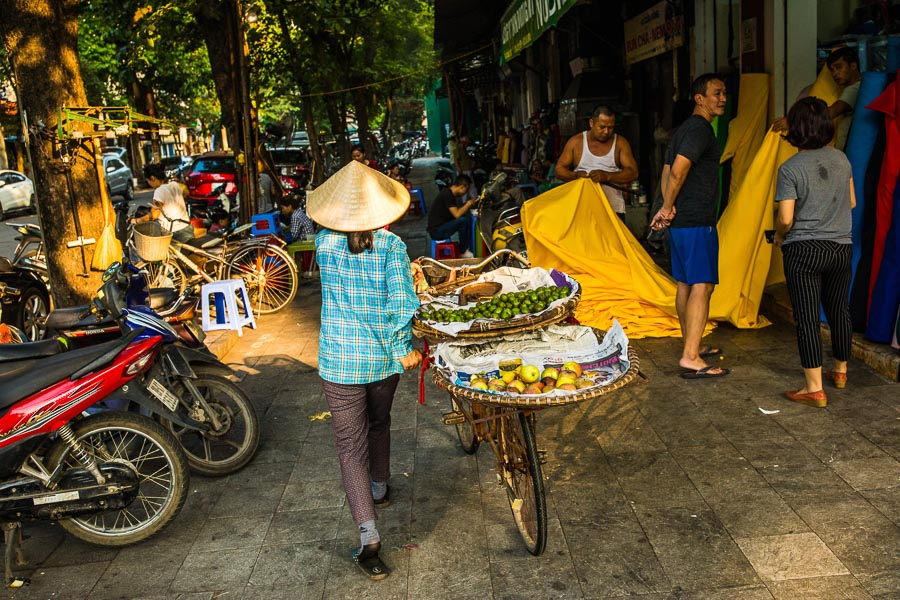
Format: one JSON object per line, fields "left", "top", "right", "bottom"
{"left": 0, "top": 329, "right": 190, "bottom": 585}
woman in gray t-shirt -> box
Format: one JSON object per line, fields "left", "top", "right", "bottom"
{"left": 774, "top": 97, "right": 857, "bottom": 408}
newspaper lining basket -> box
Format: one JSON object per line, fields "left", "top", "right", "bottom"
{"left": 431, "top": 327, "right": 641, "bottom": 408}
{"left": 132, "top": 222, "right": 173, "bottom": 262}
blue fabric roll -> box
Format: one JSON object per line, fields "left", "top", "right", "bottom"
{"left": 845, "top": 72, "right": 889, "bottom": 280}
{"left": 888, "top": 36, "right": 900, "bottom": 73}
{"left": 865, "top": 181, "right": 900, "bottom": 343}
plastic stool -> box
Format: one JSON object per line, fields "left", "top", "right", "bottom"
{"left": 201, "top": 279, "right": 257, "bottom": 336}
{"left": 251, "top": 213, "right": 280, "bottom": 237}
{"left": 408, "top": 188, "right": 426, "bottom": 214}
{"left": 430, "top": 239, "right": 459, "bottom": 259}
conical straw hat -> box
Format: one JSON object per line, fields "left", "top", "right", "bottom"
{"left": 306, "top": 160, "right": 410, "bottom": 232}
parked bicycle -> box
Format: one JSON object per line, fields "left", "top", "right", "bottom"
{"left": 122, "top": 205, "right": 299, "bottom": 315}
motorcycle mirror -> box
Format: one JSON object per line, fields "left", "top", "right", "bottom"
{"left": 102, "top": 261, "right": 121, "bottom": 282}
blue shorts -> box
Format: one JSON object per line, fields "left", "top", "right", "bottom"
{"left": 669, "top": 226, "right": 719, "bottom": 285}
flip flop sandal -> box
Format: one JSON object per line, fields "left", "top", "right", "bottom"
{"left": 698, "top": 346, "right": 721, "bottom": 358}
{"left": 373, "top": 485, "right": 391, "bottom": 509}
{"left": 682, "top": 366, "right": 730, "bottom": 380}
{"left": 353, "top": 544, "right": 390, "bottom": 581}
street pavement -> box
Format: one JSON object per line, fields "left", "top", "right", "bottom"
{"left": 2, "top": 158, "right": 899, "bottom": 599}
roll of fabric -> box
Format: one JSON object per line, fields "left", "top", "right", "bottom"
{"left": 865, "top": 180, "right": 900, "bottom": 343}
{"left": 844, "top": 72, "right": 889, "bottom": 282}
{"left": 720, "top": 73, "right": 770, "bottom": 201}
{"left": 865, "top": 73, "right": 900, "bottom": 307}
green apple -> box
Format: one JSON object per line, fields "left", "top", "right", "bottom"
{"left": 519, "top": 364, "right": 541, "bottom": 384}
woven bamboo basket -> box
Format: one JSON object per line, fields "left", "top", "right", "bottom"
{"left": 413, "top": 278, "right": 581, "bottom": 340}
{"left": 431, "top": 327, "right": 641, "bottom": 408}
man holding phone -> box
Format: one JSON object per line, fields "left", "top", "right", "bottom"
{"left": 651, "top": 73, "right": 730, "bottom": 380}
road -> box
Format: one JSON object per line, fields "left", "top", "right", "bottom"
{"left": 0, "top": 188, "right": 153, "bottom": 258}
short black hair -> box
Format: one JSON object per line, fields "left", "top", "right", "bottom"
{"left": 351, "top": 144, "right": 366, "bottom": 155}
{"left": 590, "top": 105, "right": 616, "bottom": 120}
{"left": 281, "top": 192, "right": 303, "bottom": 209}
{"left": 783, "top": 97, "right": 834, "bottom": 150}
{"left": 143, "top": 162, "right": 166, "bottom": 181}
{"left": 454, "top": 174, "right": 471, "bottom": 187}
{"left": 826, "top": 46, "right": 859, "bottom": 68}
{"left": 691, "top": 73, "right": 724, "bottom": 101}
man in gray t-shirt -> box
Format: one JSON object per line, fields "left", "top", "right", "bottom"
{"left": 775, "top": 146, "right": 852, "bottom": 245}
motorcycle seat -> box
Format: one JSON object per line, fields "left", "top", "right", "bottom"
{"left": 0, "top": 336, "right": 129, "bottom": 412}
{"left": 45, "top": 306, "right": 116, "bottom": 331}
{"left": 149, "top": 288, "right": 180, "bottom": 310}
{"left": 0, "top": 338, "right": 66, "bottom": 363}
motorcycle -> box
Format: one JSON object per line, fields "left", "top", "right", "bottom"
{"left": 0, "top": 322, "right": 190, "bottom": 584}
{"left": 474, "top": 172, "right": 527, "bottom": 260}
{"left": 42, "top": 261, "right": 260, "bottom": 477}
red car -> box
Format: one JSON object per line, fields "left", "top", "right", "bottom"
{"left": 184, "top": 152, "right": 237, "bottom": 202}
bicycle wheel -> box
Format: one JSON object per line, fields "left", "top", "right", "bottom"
{"left": 501, "top": 411, "right": 546, "bottom": 555}
{"left": 136, "top": 258, "right": 187, "bottom": 293}
{"left": 225, "top": 245, "right": 298, "bottom": 314}
{"left": 45, "top": 412, "right": 189, "bottom": 546}
{"left": 450, "top": 394, "right": 480, "bottom": 454}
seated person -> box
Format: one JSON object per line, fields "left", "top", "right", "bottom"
{"left": 280, "top": 192, "right": 315, "bottom": 243}
{"left": 387, "top": 162, "right": 409, "bottom": 187}
{"left": 132, "top": 162, "right": 194, "bottom": 242}
{"left": 426, "top": 174, "right": 475, "bottom": 258}
{"left": 208, "top": 209, "right": 230, "bottom": 233}
{"left": 351, "top": 144, "right": 381, "bottom": 172}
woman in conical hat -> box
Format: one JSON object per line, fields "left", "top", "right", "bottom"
{"left": 306, "top": 160, "right": 422, "bottom": 580}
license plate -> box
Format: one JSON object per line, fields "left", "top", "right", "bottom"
{"left": 147, "top": 378, "right": 182, "bottom": 412}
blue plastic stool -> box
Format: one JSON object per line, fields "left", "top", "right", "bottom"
{"left": 430, "top": 238, "right": 459, "bottom": 259}
{"left": 516, "top": 183, "right": 539, "bottom": 199}
{"left": 408, "top": 188, "right": 426, "bottom": 214}
{"left": 251, "top": 213, "right": 280, "bottom": 237}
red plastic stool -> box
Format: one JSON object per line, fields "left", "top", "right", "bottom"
{"left": 431, "top": 239, "right": 459, "bottom": 259}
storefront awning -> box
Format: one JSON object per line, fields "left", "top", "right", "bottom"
{"left": 500, "top": 0, "right": 578, "bottom": 64}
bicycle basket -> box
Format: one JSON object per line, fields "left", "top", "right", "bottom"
{"left": 132, "top": 222, "right": 173, "bottom": 262}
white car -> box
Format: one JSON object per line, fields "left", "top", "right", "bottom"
{"left": 0, "top": 170, "right": 36, "bottom": 219}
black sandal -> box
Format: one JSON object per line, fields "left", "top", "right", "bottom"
{"left": 353, "top": 542, "right": 390, "bottom": 580}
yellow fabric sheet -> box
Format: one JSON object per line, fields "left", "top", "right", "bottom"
{"left": 522, "top": 179, "right": 706, "bottom": 338}
{"left": 720, "top": 73, "right": 770, "bottom": 198}
{"left": 523, "top": 67, "right": 843, "bottom": 338}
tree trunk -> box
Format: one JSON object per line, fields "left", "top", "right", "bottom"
{"left": 192, "top": 2, "right": 239, "bottom": 153}
{"left": 0, "top": 0, "right": 108, "bottom": 305}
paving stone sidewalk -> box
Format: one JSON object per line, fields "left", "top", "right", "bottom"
{"left": 3, "top": 159, "right": 899, "bottom": 599}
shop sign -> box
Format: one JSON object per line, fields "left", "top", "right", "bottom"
{"left": 500, "top": 0, "right": 579, "bottom": 64}
{"left": 623, "top": 1, "right": 684, "bottom": 65}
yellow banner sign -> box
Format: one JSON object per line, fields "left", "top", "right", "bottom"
{"left": 624, "top": 2, "right": 684, "bottom": 65}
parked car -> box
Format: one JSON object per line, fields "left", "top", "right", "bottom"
{"left": 160, "top": 155, "right": 193, "bottom": 181}
{"left": 267, "top": 147, "right": 310, "bottom": 190}
{"left": 101, "top": 145, "right": 128, "bottom": 159}
{"left": 102, "top": 154, "right": 134, "bottom": 201}
{"left": 183, "top": 151, "right": 237, "bottom": 215}
{"left": 0, "top": 170, "right": 36, "bottom": 219}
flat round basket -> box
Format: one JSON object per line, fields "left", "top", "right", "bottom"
{"left": 431, "top": 327, "right": 641, "bottom": 408}
{"left": 132, "top": 222, "right": 173, "bottom": 262}
{"left": 412, "top": 278, "right": 582, "bottom": 341}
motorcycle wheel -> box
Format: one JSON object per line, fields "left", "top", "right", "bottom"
{"left": 18, "top": 285, "right": 50, "bottom": 341}
{"left": 163, "top": 370, "right": 260, "bottom": 476}
{"left": 45, "top": 412, "right": 189, "bottom": 546}
{"left": 136, "top": 259, "right": 188, "bottom": 293}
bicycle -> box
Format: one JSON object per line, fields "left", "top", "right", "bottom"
{"left": 133, "top": 225, "right": 299, "bottom": 315}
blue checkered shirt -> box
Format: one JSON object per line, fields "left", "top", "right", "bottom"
{"left": 317, "top": 228, "right": 419, "bottom": 384}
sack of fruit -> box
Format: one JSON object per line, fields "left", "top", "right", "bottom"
{"left": 433, "top": 322, "right": 631, "bottom": 397}
{"left": 416, "top": 267, "right": 580, "bottom": 337}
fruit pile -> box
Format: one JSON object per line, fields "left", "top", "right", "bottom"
{"left": 466, "top": 357, "right": 600, "bottom": 395}
{"left": 420, "top": 285, "right": 570, "bottom": 323}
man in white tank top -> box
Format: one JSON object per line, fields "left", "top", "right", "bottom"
{"left": 556, "top": 106, "right": 639, "bottom": 218}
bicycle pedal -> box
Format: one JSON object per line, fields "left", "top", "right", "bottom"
{"left": 441, "top": 411, "right": 465, "bottom": 425}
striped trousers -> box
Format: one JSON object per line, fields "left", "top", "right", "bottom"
{"left": 321, "top": 374, "right": 398, "bottom": 525}
{"left": 782, "top": 240, "right": 852, "bottom": 369}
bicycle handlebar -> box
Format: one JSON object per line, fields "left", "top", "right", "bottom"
{"left": 417, "top": 249, "right": 530, "bottom": 273}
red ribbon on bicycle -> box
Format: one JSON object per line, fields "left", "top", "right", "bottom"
{"left": 419, "top": 339, "right": 433, "bottom": 405}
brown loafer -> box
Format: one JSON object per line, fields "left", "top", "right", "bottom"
{"left": 785, "top": 389, "right": 827, "bottom": 408}
{"left": 825, "top": 371, "right": 847, "bottom": 389}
